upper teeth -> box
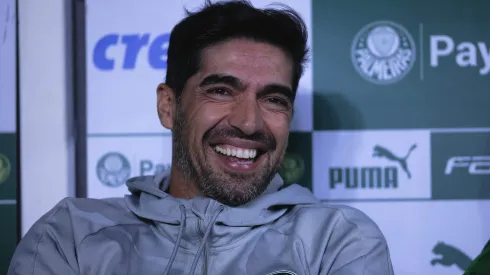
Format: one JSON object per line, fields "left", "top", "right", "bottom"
{"left": 214, "top": 145, "right": 258, "bottom": 159}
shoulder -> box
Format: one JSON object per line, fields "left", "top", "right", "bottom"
{"left": 9, "top": 197, "right": 141, "bottom": 273}
{"left": 289, "top": 203, "right": 386, "bottom": 240}
{"left": 31, "top": 196, "right": 141, "bottom": 243}
{"left": 285, "top": 204, "right": 393, "bottom": 273}
{"left": 325, "top": 204, "right": 384, "bottom": 238}
{"left": 58, "top": 196, "right": 130, "bottom": 214}
{"left": 56, "top": 196, "right": 138, "bottom": 223}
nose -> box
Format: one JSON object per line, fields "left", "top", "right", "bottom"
{"left": 227, "top": 94, "right": 264, "bottom": 136}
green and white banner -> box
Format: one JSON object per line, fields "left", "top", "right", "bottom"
{"left": 83, "top": 0, "right": 490, "bottom": 274}
{"left": 0, "top": 0, "right": 18, "bottom": 273}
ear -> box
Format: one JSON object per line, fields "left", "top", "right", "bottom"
{"left": 157, "top": 83, "right": 176, "bottom": 130}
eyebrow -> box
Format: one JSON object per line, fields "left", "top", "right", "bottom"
{"left": 198, "top": 73, "right": 295, "bottom": 102}
{"left": 198, "top": 74, "right": 245, "bottom": 90}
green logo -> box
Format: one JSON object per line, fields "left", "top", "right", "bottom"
{"left": 0, "top": 153, "right": 11, "bottom": 185}
{"left": 96, "top": 152, "right": 131, "bottom": 187}
{"left": 372, "top": 143, "right": 417, "bottom": 179}
{"left": 431, "top": 241, "right": 472, "bottom": 271}
{"left": 278, "top": 153, "right": 305, "bottom": 185}
{"left": 351, "top": 20, "right": 416, "bottom": 85}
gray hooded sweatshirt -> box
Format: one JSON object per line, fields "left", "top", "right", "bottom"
{"left": 8, "top": 171, "right": 394, "bottom": 275}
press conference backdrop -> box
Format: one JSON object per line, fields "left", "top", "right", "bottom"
{"left": 82, "top": 0, "right": 490, "bottom": 274}
{"left": 0, "top": 0, "right": 18, "bottom": 272}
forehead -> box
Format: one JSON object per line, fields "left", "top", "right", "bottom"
{"left": 198, "top": 39, "right": 293, "bottom": 87}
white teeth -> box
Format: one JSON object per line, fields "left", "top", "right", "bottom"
{"left": 214, "top": 145, "right": 258, "bottom": 159}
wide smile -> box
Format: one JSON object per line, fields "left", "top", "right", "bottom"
{"left": 210, "top": 142, "right": 268, "bottom": 172}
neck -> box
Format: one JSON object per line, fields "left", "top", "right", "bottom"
{"left": 167, "top": 166, "right": 202, "bottom": 199}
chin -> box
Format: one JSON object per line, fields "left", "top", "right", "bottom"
{"left": 199, "top": 176, "right": 269, "bottom": 207}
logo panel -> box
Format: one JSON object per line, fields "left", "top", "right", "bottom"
{"left": 339, "top": 200, "right": 490, "bottom": 274}
{"left": 0, "top": 0, "right": 17, "bottom": 133}
{"left": 92, "top": 33, "right": 170, "bottom": 71}
{"left": 85, "top": 0, "right": 313, "bottom": 134}
{"left": 85, "top": 0, "right": 182, "bottom": 134}
{"left": 431, "top": 131, "right": 490, "bottom": 200}
{"left": 312, "top": 130, "right": 431, "bottom": 201}
{"left": 0, "top": 153, "right": 11, "bottom": 185}
{"left": 88, "top": 135, "right": 173, "bottom": 198}
{"left": 351, "top": 20, "right": 416, "bottom": 85}
{"left": 96, "top": 152, "right": 131, "bottom": 187}
{"left": 279, "top": 153, "right": 305, "bottom": 185}
{"left": 0, "top": 133, "right": 17, "bottom": 200}
{"left": 431, "top": 241, "right": 473, "bottom": 272}
{"left": 278, "top": 132, "right": 312, "bottom": 190}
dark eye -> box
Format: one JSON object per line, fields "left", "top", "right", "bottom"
{"left": 207, "top": 88, "right": 231, "bottom": 96}
{"left": 267, "top": 97, "right": 288, "bottom": 106}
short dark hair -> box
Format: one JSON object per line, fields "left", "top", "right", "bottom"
{"left": 165, "top": 0, "right": 309, "bottom": 101}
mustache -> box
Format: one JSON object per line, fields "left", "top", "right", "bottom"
{"left": 203, "top": 126, "right": 276, "bottom": 150}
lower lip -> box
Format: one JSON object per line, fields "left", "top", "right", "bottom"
{"left": 212, "top": 148, "right": 265, "bottom": 172}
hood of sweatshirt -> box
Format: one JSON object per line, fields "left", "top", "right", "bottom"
{"left": 124, "top": 169, "right": 321, "bottom": 274}
{"left": 126, "top": 168, "right": 323, "bottom": 274}
{"left": 124, "top": 169, "right": 319, "bottom": 239}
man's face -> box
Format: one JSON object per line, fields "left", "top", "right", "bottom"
{"left": 166, "top": 38, "right": 294, "bottom": 206}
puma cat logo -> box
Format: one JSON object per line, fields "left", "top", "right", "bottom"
{"left": 372, "top": 144, "right": 417, "bottom": 179}
{"left": 431, "top": 242, "right": 472, "bottom": 271}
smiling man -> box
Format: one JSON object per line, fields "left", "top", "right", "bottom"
{"left": 162, "top": 38, "right": 296, "bottom": 208}
{"left": 8, "top": 1, "right": 394, "bottom": 274}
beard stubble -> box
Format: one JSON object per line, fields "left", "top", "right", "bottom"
{"left": 171, "top": 105, "right": 283, "bottom": 206}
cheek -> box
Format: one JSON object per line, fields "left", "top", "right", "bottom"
{"left": 265, "top": 113, "right": 291, "bottom": 136}
{"left": 188, "top": 102, "right": 229, "bottom": 142}
{"left": 264, "top": 116, "right": 290, "bottom": 151}
{"left": 195, "top": 105, "right": 228, "bottom": 125}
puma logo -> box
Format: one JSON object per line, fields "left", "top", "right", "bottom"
{"left": 431, "top": 242, "right": 472, "bottom": 271}
{"left": 372, "top": 144, "right": 417, "bottom": 179}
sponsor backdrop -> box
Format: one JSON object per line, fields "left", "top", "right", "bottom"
{"left": 0, "top": 0, "right": 18, "bottom": 273}
{"left": 83, "top": 0, "right": 490, "bottom": 274}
